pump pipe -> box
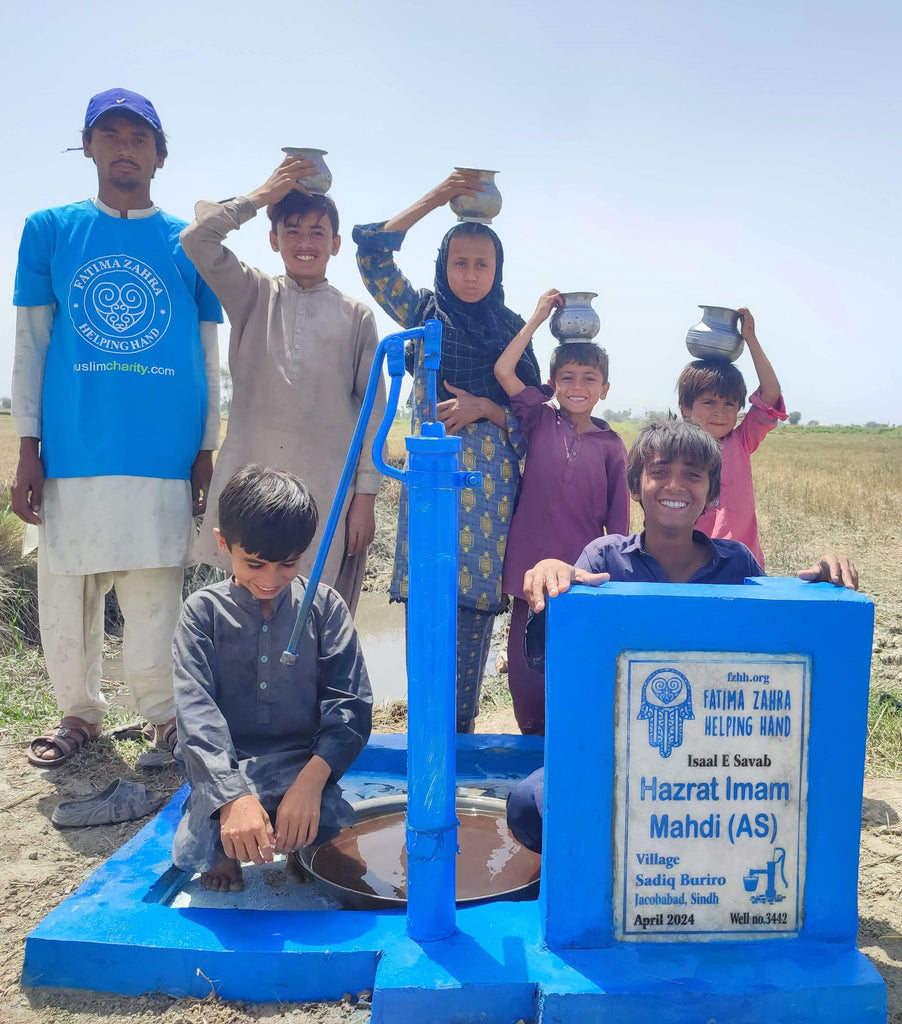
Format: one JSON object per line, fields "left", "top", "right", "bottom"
{"left": 281, "top": 328, "right": 409, "bottom": 665}
{"left": 281, "top": 318, "right": 478, "bottom": 942}
{"left": 396, "top": 320, "right": 480, "bottom": 941}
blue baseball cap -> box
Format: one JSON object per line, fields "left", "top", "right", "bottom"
{"left": 83, "top": 88, "right": 162, "bottom": 132}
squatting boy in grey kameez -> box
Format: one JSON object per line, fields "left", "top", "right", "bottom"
{"left": 172, "top": 466, "right": 372, "bottom": 892}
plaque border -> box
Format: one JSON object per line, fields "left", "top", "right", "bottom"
{"left": 614, "top": 650, "right": 810, "bottom": 942}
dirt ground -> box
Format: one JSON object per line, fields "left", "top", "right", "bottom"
{"left": 1, "top": 734, "right": 901, "bottom": 1022}
{"left": 0, "top": 695, "right": 517, "bottom": 1024}
{"left": 0, "top": 736, "right": 372, "bottom": 1024}
{"left": 3, "top": 455, "right": 902, "bottom": 1023}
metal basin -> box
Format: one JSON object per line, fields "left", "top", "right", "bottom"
{"left": 298, "top": 793, "right": 541, "bottom": 910}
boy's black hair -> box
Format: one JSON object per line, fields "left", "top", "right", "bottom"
{"left": 269, "top": 191, "right": 339, "bottom": 236}
{"left": 549, "top": 342, "right": 609, "bottom": 382}
{"left": 82, "top": 108, "right": 168, "bottom": 159}
{"left": 218, "top": 465, "right": 318, "bottom": 562}
{"left": 627, "top": 418, "right": 722, "bottom": 504}
{"left": 677, "top": 359, "right": 747, "bottom": 411}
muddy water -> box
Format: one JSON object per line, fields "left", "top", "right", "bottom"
{"left": 310, "top": 810, "right": 541, "bottom": 902}
{"left": 353, "top": 592, "right": 407, "bottom": 703}
{"left": 353, "top": 592, "right": 509, "bottom": 707}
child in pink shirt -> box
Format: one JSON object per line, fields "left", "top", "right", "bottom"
{"left": 677, "top": 307, "right": 785, "bottom": 566}
{"left": 495, "top": 289, "right": 630, "bottom": 734}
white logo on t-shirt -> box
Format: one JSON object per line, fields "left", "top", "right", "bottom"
{"left": 68, "top": 254, "right": 172, "bottom": 353}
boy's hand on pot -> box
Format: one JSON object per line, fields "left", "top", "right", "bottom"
{"left": 219, "top": 795, "right": 276, "bottom": 864}
{"left": 248, "top": 156, "right": 314, "bottom": 208}
{"left": 738, "top": 306, "right": 757, "bottom": 343}
{"left": 533, "top": 289, "right": 562, "bottom": 321}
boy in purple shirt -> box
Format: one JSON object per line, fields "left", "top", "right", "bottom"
{"left": 508, "top": 419, "right": 858, "bottom": 852}
{"left": 494, "top": 288, "right": 629, "bottom": 734}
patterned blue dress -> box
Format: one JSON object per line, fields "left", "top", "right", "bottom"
{"left": 354, "top": 223, "right": 527, "bottom": 729}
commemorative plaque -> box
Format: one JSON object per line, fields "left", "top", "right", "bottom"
{"left": 614, "top": 651, "right": 810, "bottom": 941}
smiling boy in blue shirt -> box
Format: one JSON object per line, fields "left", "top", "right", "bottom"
{"left": 508, "top": 419, "right": 858, "bottom": 852}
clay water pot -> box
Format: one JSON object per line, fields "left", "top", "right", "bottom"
{"left": 298, "top": 793, "right": 541, "bottom": 910}
{"left": 281, "top": 147, "right": 332, "bottom": 195}
{"left": 550, "top": 292, "right": 601, "bottom": 343}
{"left": 449, "top": 168, "right": 502, "bottom": 224}
{"left": 685, "top": 305, "right": 744, "bottom": 362}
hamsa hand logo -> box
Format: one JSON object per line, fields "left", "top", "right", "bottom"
{"left": 638, "top": 668, "right": 694, "bottom": 758}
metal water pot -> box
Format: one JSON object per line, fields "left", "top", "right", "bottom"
{"left": 449, "top": 168, "right": 502, "bottom": 224}
{"left": 281, "top": 147, "right": 333, "bottom": 195}
{"left": 550, "top": 292, "right": 601, "bottom": 343}
{"left": 685, "top": 305, "right": 744, "bottom": 362}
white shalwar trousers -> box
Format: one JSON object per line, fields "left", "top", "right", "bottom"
{"left": 37, "top": 545, "right": 182, "bottom": 726}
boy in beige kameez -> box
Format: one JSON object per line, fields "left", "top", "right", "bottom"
{"left": 182, "top": 157, "right": 384, "bottom": 613}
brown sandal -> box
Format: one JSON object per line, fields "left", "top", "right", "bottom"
{"left": 28, "top": 721, "right": 99, "bottom": 768}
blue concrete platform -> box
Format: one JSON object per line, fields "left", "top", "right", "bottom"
{"left": 23, "top": 732, "right": 885, "bottom": 1022}
{"left": 373, "top": 909, "right": 885, "bottom": 1024}
{"left": 22, "top": 735, "right": 542, "bottom": 1003}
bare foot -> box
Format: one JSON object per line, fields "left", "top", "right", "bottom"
{"left": 286, "top": 851, "right": 311, "bottom": 883}
{"left": 201, "top": 856, "right": 244, "bottom": 892}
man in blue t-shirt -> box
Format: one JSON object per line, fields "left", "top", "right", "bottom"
{"left": 11, "top": 88, "right": 223, "bottom": 770}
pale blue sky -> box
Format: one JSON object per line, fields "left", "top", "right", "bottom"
{"left": 2, "top": 0, "right": 898, "bottom": 424}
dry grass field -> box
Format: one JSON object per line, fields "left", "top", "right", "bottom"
{"left": 2, "top": 415, "right": 901, "bottom": 762}
{"left": 1, "top": 414, "right": 902, "bottom": 1023}
{"left": 0, "top": 413, "right": 18, "bottom": 488}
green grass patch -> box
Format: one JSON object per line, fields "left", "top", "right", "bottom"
{"left": 0, "top": 504, "right": 39, "bottom": 650}
{"left": 0, "top": 647, "right": 54, "bottom": 737}
{"left": 0, "top": 642, "right": 147, "bottom": 743}
{"left": 866, "top": 692, "right": 902, "bottom": 778}
{"left": 479, "top": 667, "right": 514, "bottom": 715}
{"left": 785, "top": 425, "right": 901, "bottom": 436}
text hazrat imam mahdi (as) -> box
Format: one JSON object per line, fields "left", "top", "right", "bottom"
{"left": 614, "top": 652, "right": 809, "bottom": 941}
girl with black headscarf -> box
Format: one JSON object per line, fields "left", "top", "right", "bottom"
{"left": 354, "top": 170, "right": 542, "bottom": 732}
